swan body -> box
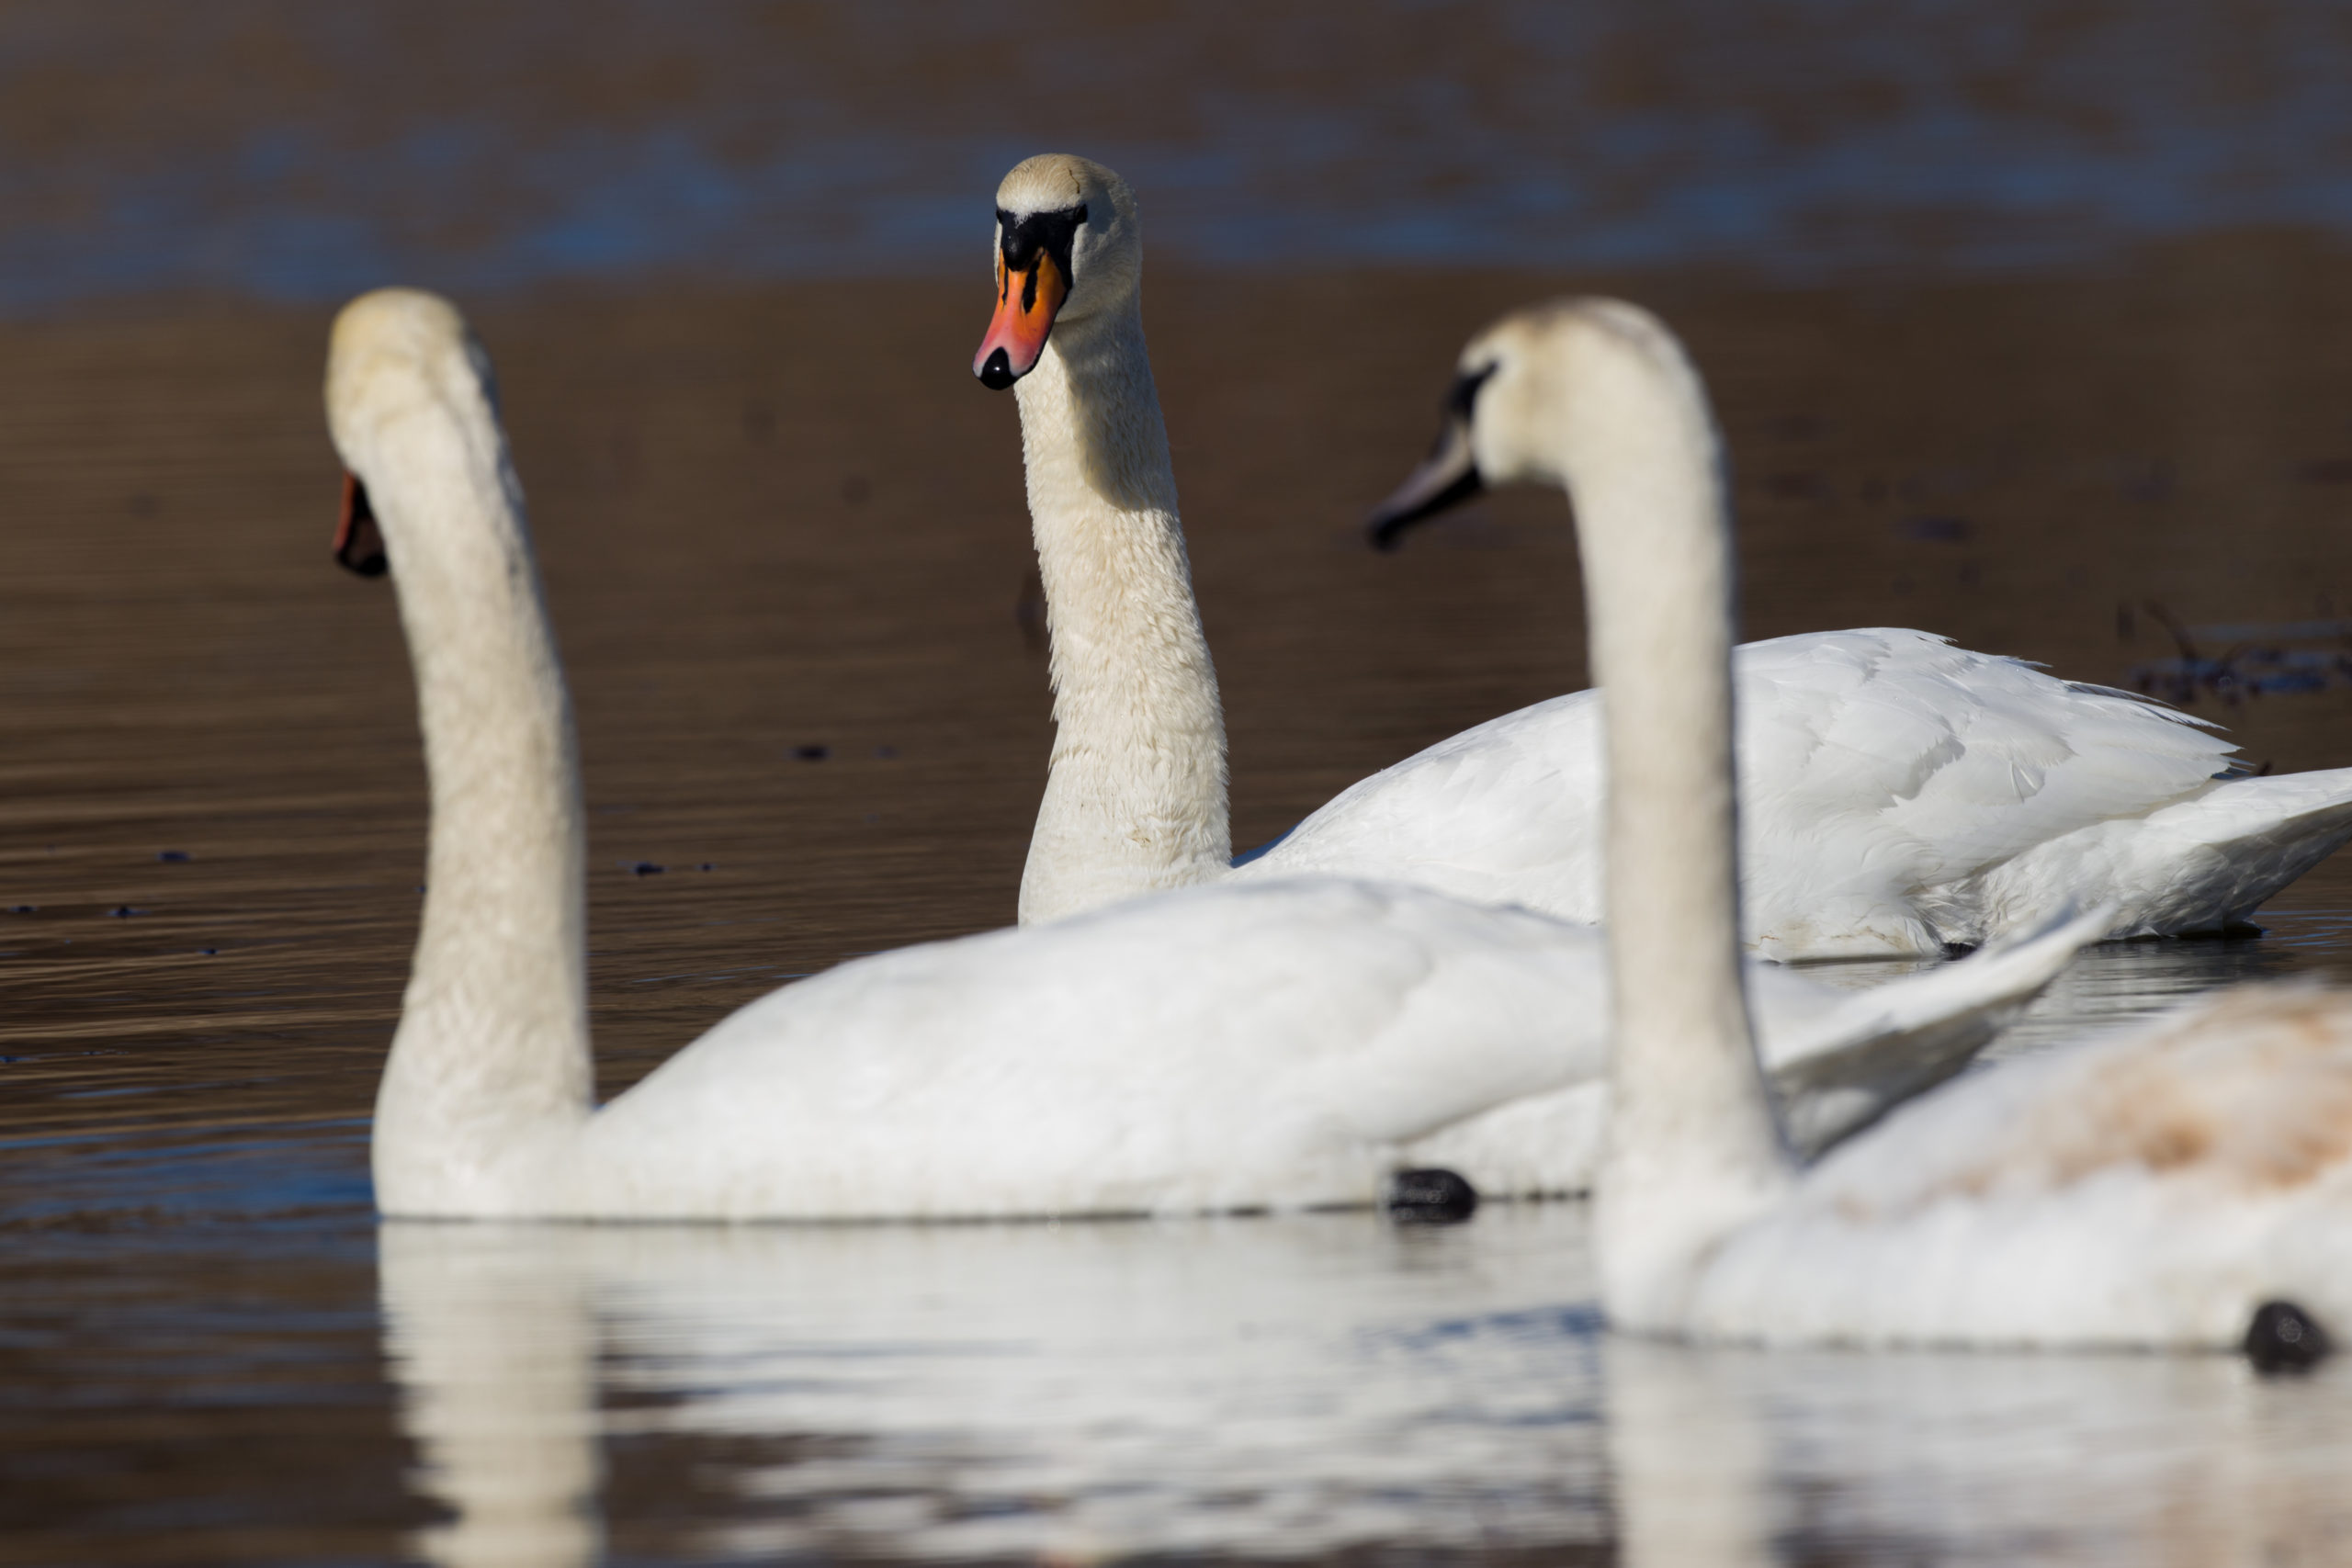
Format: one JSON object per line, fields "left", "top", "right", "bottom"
{"left": 442, "top": 875, "right": 1601, "bottom": 1220}
{"left": 979, "top": 154, "right": 2352, "bottom": 957}
{"left": 1242, "top": 629, "right": 2352, "bottom": 960}
{"left": 334, "top": 286, "right": 2086, "bottom": 1222}
{"left": 1688, "top": 983, "right": 2352, "bottom": 1348}
{"left": 558, "top": 884, "right": 2088, "bottom": 1218}
{"left": 1470, "top": 295, "right": 2352, "bottom": 1352}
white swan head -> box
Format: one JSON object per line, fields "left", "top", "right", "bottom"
{"left": 1366, "top": 298, "right": 1713, "bottom": 548}
{"left": 973, "top": 153, "right": 1143, "bottom": 389}
{"left": 325, "top": 287, "right": 504, "bottom": 576}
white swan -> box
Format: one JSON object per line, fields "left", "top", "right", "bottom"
{"left": 1457, "top": 297, "right": 2352, "bottom": 1356}
{"left": 973, "top": 153, "right": 2352, "bottom": 958}
{"left": 334, "top": 287, "right": 2086, "bottom": 1218}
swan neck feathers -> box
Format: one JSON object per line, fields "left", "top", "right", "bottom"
{"left": 1477, "top": 301, "right": 1793, "bottom": 1323}
{"left": 1013, "top": 284, "right": 1230, "bottom": 923}
{"left": 328, "top": 288, "right": 592, "bottom": 1213}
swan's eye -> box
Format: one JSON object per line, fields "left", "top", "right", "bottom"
{"left": 1445, "top": 363, "right": 1499, "bottom": 422}
{"left": 998, "top": 204, "right": 1089, "bottom": 287}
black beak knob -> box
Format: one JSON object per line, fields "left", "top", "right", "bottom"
{"left": 977, "top": 347, "right": 1017, "bottom": 391}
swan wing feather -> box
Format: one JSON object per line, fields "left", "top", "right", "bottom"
{"left": 1242, "top": 629, "right": 2315, "bottom": 957}
{"left": 1693, "top": 981, "right": 2352, "bottom": 1348}
{"left": 577, "top": 879, "right": 1607, "bottom": 1219}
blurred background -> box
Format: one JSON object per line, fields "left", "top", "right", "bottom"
{"left": 5, "top": 0, "right": 2350, "bottom": 299}
{"left": 8, "top": 5, "right": 2352, "bottom": 1563}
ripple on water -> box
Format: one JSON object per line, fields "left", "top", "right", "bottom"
{"left": 11, "top": 155, "right": 2352, "bottom": 1556}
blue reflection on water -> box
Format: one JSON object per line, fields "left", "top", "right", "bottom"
{"left": 0, "top": 0, "right": 2348, "bottom": 310}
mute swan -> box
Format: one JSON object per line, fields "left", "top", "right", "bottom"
{"left": 1464, "top": 297, "right": 2352, "bottom": 1357}
{"left": 336, "top": 287, "right": 2086, "bottom": 1217}
{"left": 973, "top": 153, "right": 2352, "bottom": 958}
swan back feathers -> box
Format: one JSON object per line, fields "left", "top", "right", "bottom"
{"left": 1902, "top": 984, "right": 2352, "bottom": 1211}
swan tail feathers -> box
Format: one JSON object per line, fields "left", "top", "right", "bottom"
{"left": 2076, "top": 769, "right": 2352, "bottom": 940}
{"left": 1766, "top": 902, "right": 2110, "bottom": 1162}
{"left": 2189, "top": 766, "right": 2352, "bottom": 836}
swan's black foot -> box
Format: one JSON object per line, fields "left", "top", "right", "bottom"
{"left": 1386, "top": 1168, "right": 1478, "bottom": 1224}
{"left": 2245, "top": 1300, "right": 2331, "bottom": 1372}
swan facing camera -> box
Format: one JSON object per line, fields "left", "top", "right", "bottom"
{"left": 2245, "top": 1300, "right": 2331, "bottom": 1372}
{"left": 1385, "top": 1168, "right": 1479, "bottom": 1224}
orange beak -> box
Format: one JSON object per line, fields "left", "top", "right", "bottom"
{"left": 335, "top": 471, "right": 388, "bottom": 577}
{"left": 973, "top": 247, "right": 1069, "bottom": 389}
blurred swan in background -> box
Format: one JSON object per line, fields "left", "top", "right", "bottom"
{"left": 976, "top": 152, "right": 2352, "bottom": 957}
{"left": 1455, "top": 295, "right": 2352, "bottom": 1356}
{"left": 333, "top": 286, "right": 2086, "bottom": 1218}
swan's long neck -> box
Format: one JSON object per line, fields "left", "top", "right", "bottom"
{"left": 1569, "top": 333, "right": 1792, "bottom": 1327}
{"left": 1014, "top": 304, "right": 1230, "bottom": 923}
{"left": 370, "top": 409, "right": 592, "bottom": 1214}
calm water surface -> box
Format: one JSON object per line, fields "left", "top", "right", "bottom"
{"left": 7, "top": 259, "right": 2352, "bottom": 1563}
{"left": 11, "top": 6, "right": 2352, "bottom": 1561}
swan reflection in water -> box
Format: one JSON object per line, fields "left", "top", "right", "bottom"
{"left": 380, "top": 1207, "right": 2352, "bottom": 1566}
{"left": 379, "top": 1209, "right": 1605, "bottom": 1565}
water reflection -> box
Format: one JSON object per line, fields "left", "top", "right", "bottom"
{"left": 382, "top": 1208, "right": 2352, "bottom": 1565}
{"left": 1608, "top": 1337, "right": 2352, "bottom": 1568}
{"left": 378, "top": 1212, "right": 1608, "bottom": 1563}
{"left": 7, "top": 45, "right": 2352, "bottom": 1546}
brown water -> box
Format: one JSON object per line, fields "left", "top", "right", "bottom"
{"left": 11, "top": 243, "right": 2352, "bottom": 1562}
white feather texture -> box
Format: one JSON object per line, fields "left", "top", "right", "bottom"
{"left": 335, "top": 286, "right": 2086, "bottom": 1222}
{"left": 1248, "top": 629, "right": 2352, "bottom": 959}
{"left": 1690, "top": 983, "right": 2352, "bottom": 1348}
{"left": 1468, "top": 295, "right": 2352, "bottom": 1351}
{"left": 989, "top": 155, "right": 2352, "bottom": 956}
{"left": 996, "top": 155, "right": 1231, "bottom": 923}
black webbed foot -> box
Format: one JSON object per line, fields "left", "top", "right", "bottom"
{"left": 2245, "top": 1300, "right": 2331, "bottom": 1372}
{"left": 1386, "top": 1168, "right": 1478, "bottom": 1224}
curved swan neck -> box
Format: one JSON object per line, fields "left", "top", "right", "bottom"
{"left": 1559, "top": 321, "right": 1792, "bottom": 1325}
{"left": 370, "top": 402, "right": 592, "bottom": 1210}
{"left": 1014, "top": 302, "right": 1231, "bottom": 924}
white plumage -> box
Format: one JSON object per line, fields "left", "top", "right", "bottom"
{"left": 584, "top": 881, "right": 2098, "bottom": 1217}
{"left": 983, "top": 153, "right": 2352, "bottom": 958}
{"left": 333, "top": 286, "right": 2086, "bottom": 1224}
{"left": 1248, "top": 627, "right": 2352, "bottom": 959}
{"left": 1460, "top": 294, "right": 2352, "bottom": 1354}
{"left": 1690, "top": 983, "right": 2352, "bottom": 1348}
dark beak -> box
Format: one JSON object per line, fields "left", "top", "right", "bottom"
{"left": 1365, "top": 415, "right": 1484, "bottom": 551}
{"left": 335, "top": 472, "right": 388, "bottom": 577}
